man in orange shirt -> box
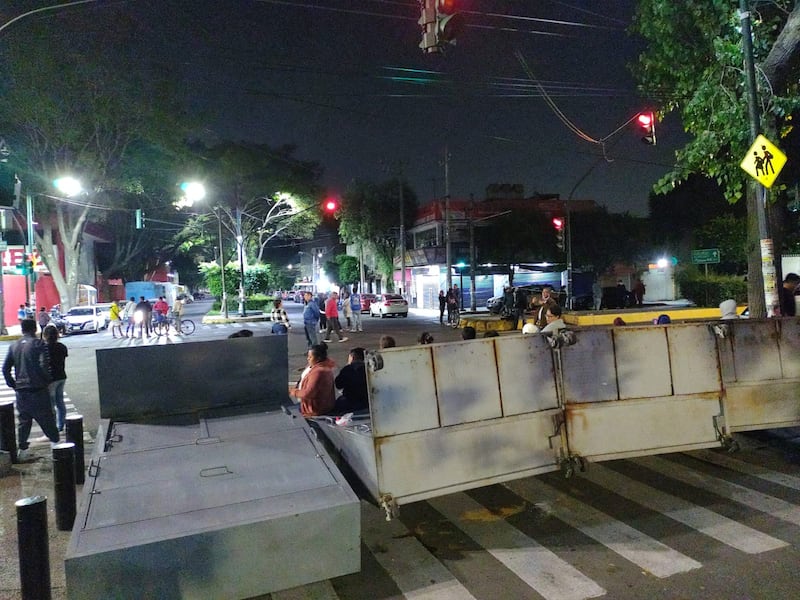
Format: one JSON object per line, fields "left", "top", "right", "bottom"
{"left": 323, "top": 292, "right": 348, "bottom": 343}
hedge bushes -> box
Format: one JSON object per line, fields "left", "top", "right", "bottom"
{"left": 677, "top": 271, "right": 747, "bottom": 307}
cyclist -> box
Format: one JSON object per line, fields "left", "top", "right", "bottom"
{"left": 153, "top": 296, "right": 169, "bottom": 328}
{"left": 172, "top": 295, "right": 185, "bottom": 334}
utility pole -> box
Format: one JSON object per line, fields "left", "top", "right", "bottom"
{"left": 740, "top": 0, "right": 777, "bottom": 317}
{"left": 444, "top": 147, "right": 452, "bottom": 293}
{"left": 398, "top": 166, "right": 407, "bottom": 301}
{"left": 26, "top": 192, "right": 34, "bottom": 306}
{"left": 468, "top": 197, "right": 476, "bottom": 312}
{"left": 216, "top": 208, "right": 228, "bottom": 319}
{"left": 235, "top": 207, "right": 246, "bottom": 317}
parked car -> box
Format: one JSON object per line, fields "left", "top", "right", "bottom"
{"left": 486, "top": 285, "right": 540, "bottom": 315}
{"left": 63, "top": 305, "right": 108, "bottom": 333}
{"left": 359, "top": 293, "right": 376, "bottom": 313}
{"left": 369, "top": 294, "right": 408, "bottom": 318}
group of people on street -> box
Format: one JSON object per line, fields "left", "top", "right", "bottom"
{"left": 111, "top": 295, "right": 185, "bottom": 338}
{"left": 438, "top": 285, "right": 461, "bottom": 326}
{"left": 299, "top": 289, "right": 365, "bottom": 349}
{"left": 3, "top": 318, "right": 69, "bottom": 461}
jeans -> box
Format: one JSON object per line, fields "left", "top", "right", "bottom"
{"left": 49, "top": 379, "right": 67, "bottom": 430}
{"left": 350, "top": 310, "right": 362, "bottom": 331}
{"left": 16, "top": 388, "right": 59, "bottom": 449}
{"left": 325, "top": 317, "right": 346, "bottom": 341}
{"left": 304, "top": 321, "right": 320, "bottom": 348}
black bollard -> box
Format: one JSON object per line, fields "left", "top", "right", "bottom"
{"left": 16, "top": 495, "right": 52, "bottom": 600}
{"left": 52, "top": 442, "right": 76, "bottom": 531}
{"left": 65, "top": 414, "right": 85, "bottom": 485}
{"left": 0, "top": 400, "right": 17, "bottom": 463}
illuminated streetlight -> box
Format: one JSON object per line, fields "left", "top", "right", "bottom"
{"left": 53, "top": 176, "right": 83, "bottom": 197}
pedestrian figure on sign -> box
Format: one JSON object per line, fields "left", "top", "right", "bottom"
{"left": 762, "top": 146, "right": 775, "bottom": 174}
{"left": 753, "top": 152, "right": 765, "bottom": 176}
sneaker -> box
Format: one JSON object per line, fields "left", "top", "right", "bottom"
{"left": 339, "top": 337, "right": 349, "bottom": 343}
{"left": 322, "top": 339, "right": 332, "bottom": 343}
{"left": 15, "top": 448, "right": 31, "bottom": 462}
{"left": 33, "top": 435, "right": 50, "bottom": 443}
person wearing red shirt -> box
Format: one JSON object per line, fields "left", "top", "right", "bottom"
{"left": 153, "top": 296, "right": 169, "bottom": 325}
{"left": 323, "top": 292, "right": 348, "bottom": 343}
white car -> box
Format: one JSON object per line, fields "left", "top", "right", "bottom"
{"left": 64, "top": 305, "right": 107, "bottom": 333}
{"left": 369, "top": 294, "right": 409, "bottom": 318}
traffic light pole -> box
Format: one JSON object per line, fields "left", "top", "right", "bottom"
{"left": 444, "top": 147, "right": 452, "bottom": 293}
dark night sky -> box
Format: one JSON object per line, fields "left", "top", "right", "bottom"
{"left": 6, "top": 0, "right": 687, "bottom": 216}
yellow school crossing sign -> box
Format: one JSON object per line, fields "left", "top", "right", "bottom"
{"left": 740, "top": 134, "right": 787, "bottom": 188}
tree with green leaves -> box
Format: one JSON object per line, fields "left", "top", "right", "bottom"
{"left": 338, "top": 179, "right": 418, "bottom": 288}
{"left": 177, "top": 142, "right": 322, "bottom": 268}
{"left": 632, "top": 1, "right": 800, "bottom": 316}
{"left": 0, "top": 14, "right": 190, "bottom": 308}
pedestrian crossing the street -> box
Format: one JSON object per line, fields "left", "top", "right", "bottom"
{"left": 271, "top": 446, "right": 800, "bottom": 600}
{"left": 0, "top": 348, "right": 82, "bottom": 446}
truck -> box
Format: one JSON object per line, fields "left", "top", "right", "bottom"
{"left": 123, "top": 281, "right": 178, "bottom": 306}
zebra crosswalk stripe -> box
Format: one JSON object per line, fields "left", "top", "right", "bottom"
{"left": 632, "top": 455, "right": 800, "bottom": 528}
{"left": 689, "top": 448, "right": 800, "bottom": 491}
{"left": 361, "top": 500, "right": 478, "bottom": 600}
{"left": 580, "top": 462, "right": 788, "bottom": 554}
{"left": 504, "top": 477, "right": 702, "bottom": 578}
{"left": 428, "top": 492, "right": 606, "bottom": 600}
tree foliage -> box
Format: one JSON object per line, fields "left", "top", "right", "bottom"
{"left": 338, "top": 179, "right": 418, "bottom": 284}
{"left": 178, "top": 142, "right": 323, "bottom": 265}
{"left": 632, "top": 1, "right": 800, "bottom": 315}
{"left": 0, "top": 13, "right": 190, "bottom": 307}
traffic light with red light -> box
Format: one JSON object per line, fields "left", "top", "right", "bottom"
{"left": 638, "top": 112, "right": 656, "bottom": 145}
{"left": 322, "top": 197, "right": 339, "bottom": 214}
{"left": 552, "top": 217, "right": 565, "bottom": 252}
{"left": 419, "top": 0, "right": 462, "bottom": 53}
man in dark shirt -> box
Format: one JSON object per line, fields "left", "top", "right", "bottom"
{"left": 333, "top": 347, "right": 369, "bottom": 414}
{"left": 780, "top": 273, "right": 800, "bottom": 316}
{"left": 135, "top": 296, "right": 152, "bottom": 338}
{"left": 3, "top": 319, "right": 58, "bottom": 460}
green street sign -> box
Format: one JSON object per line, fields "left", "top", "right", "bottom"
{"left": 691, "top": 248, "right": 720, "bottom": 264}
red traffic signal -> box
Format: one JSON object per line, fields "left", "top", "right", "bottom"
{"left": 638, "top": 112, "right": 656, "bottom": 145}
{"left": 552, "top": 217, "right": 564, "bottom": 230}
{"left": 323, "top": 198, "right": 339, "bottom": 213}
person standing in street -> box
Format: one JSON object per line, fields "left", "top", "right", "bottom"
{"left": 123, "top": 296, "right": 137, "bottom": 338}
{"left": 43, "top": 324, "right": 68, "bottom": 432}
{"left": 36, "top": 307, "right": 51, "bottom": 335}
{"left": 2, "top": 319, "right": 58, "bottom": 460}
{"left": 172, "top": 295, "right": 184, "bottom": 334}
{"left": 135, "top": 296, "right": 152, "bottom": 338}
{"left": 323, "top": 291, "right": 348, "bottom": 343}
{"left": 270, "top": 297, "right": 291, "bottom": 334}
{"left": 302, "top": 291, "right": 321, "bottom": 349}
{"left": 108, "top": 300, "right": 123, "bottom": 338}
{"left": 438, "top": 290, "right": 446, "bottom": 325}
{"left": 780, "top": 273, "right": 800, "bottom": 316}
{"left": 341, "top": 291, "right": 353, "bottom": 330}
{"left": 349, "top": 289, "right": 363, "bottom": 332}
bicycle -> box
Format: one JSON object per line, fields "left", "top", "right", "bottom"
{"left": 153, "top": 314, "right": 196, "bottom": 336}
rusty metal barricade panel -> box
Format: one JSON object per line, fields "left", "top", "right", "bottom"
{"left": 495, "top": 335, "right": 559, "bottom": 416}
{"left": 724, "top": 381, "right": 800, "bottom": 431}
{"left": 667, "top": 323, "right": 721, "bottom": 395}
{"left": 613, "top": 327, "right": 671, "bottom": 399}
{"left": 432, "top": 339, "right": 503, "bottom": 426}
{"left": 778, "top": 319, "right": 800, "bottom": 379}
{"left": 723, "top": 320, "right": 782, "bottom": 382}
{"left": 560, "top": 328, "right": 619, "bottom": 404}
{"left": 566, "top": 396, "right": 721, "bottom": 461}
{"left": 369, "top": 346, "right": 440, "bottom": 438}
{"left": 374, "top": 410, "right": 561, "bottom": 505}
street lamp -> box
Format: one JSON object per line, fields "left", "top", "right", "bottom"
{"left": 180, "top": 182, "right": 228, "bottom": 318}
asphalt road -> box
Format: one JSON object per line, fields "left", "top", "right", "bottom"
{"left": 2, "top": 302, "right": 800, "bottom": 599}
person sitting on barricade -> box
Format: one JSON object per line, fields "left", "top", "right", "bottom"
{"left": 289, "top": 343, "right": 336, "bottom": 416}
{"left": 333, "top": 347, "right": 368, "bottom": 415}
